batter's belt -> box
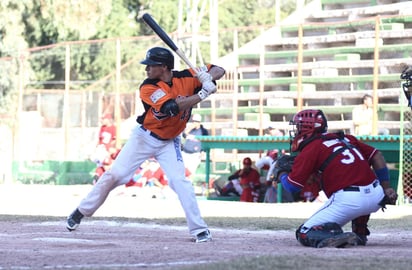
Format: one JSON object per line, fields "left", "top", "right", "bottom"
{"left": 140, "top": 126, "right": 169, "bottom": 141}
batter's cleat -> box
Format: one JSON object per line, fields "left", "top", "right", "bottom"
{"left": 66, "top": 208, "right": 84, "bottom": 231}
{"left": 317, "top": 232, "right": 358, "bottom": 248}
{"left": 195, "top": 229, "right": 212, "bottom": 243}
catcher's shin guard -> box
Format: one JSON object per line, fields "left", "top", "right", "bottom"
{"left": 351, "top": 215, "right": 370, "bottom": 246}
{"left": 296, "top": 222, "right": 347, "bottom": 248}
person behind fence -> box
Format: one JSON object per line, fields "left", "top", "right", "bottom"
{"left": 90, "top": 113, "right": 118, "bottom": 184}
{"left": 214, "top": 157, "right": 261, "bottom": 202}
{"left": 66, "top": 46, "right": 226, "bottom": 243}
{"left": 352, "top": 94, "right": 373, "bottom": 136}
{"left": 181, "top": 113, "right": 208, "bottom": 175}
{"left": 140, "top": 159, "right": 168, "bottom": 189}
{"left": 265, "top": 126, "right": 284, "bottom": 137}
{"left": 272, "top": 109, "right": 398, "bottom": 248}
{"left": 125, "top": 159, "right": 150, "bottom": 188}
{"left": 129, "top": 159, "right": 170, "bottom": 199}
{"left": 352, "top": 94, "right": 389, "bottom": 136}
{"left": 255, "top": 149, "right": 294, "bottom": 203}
{"left": 123, "top": 159, "right": 190, "bottom": 199}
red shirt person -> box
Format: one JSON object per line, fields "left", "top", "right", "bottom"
{"left": 228, "top": 157, "right": 261, "bottom": 202}
{"left": 92, "top": 113, "right": 117, "bottom": 183}
{"left": 98, "top": 113, "right": 116, "bottom": 151}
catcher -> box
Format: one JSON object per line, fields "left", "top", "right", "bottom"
{"left": 272, "top": 109, "right": 397, "bottom": 248}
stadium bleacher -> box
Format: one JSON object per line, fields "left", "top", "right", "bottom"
{"left": 197, "top": 0, "right": 411, "bottom": 137}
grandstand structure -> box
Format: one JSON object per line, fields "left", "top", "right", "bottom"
{"left": 6, "top": 0, "right": 412, "bottom": 200}
{"left": 193, "top": 0, "right": 412, "bottom": 202}
{"left": 195, "top": 0, "right": 412, "bottom": 137}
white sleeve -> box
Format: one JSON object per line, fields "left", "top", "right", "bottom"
{"left": 266, "top": 160, "right": 277, "bottom": 181}
{"left": 255, "top": 156, "right": 272, "bottom": 169}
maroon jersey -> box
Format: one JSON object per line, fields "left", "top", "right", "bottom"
{"left": 288, "top": 133, "right": 378, "bottom": 197}
{"left": 236, "top": 168, "right": 261, "bottom": 202}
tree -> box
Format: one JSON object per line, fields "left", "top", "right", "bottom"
{"left": 0, "top": 0, "right": 298, "bottom": 97}
{"left": 0, "top": 1, "right": 33, "bottom": 123}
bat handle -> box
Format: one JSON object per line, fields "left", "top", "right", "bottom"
{"left": 175, "top": 49, "right": 198, "bottom": 74}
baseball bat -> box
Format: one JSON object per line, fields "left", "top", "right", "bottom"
{"left": 141, "top": 13, "right": 198, "bottom": 73}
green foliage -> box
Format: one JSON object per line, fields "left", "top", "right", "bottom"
{"left": 132, "top": 0, "right": 180, "bottom": 34}
{"left": 0, "top": 1, "right": 33, "bottom": 124}
{"left": 0, "top": 0, "right": 298, "bottom": 107}
{"left": 215, "top": 0, "right": 294, "bottom": 59}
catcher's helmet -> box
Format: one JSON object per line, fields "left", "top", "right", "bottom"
{"left": 290, "top": 109, "right": 328, "bottom": 152}
{"left": 140, "top": 47, "right": 174, "bottom": 69}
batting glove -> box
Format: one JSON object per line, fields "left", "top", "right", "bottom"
{"left": 198, "top": 89, "right": 209, "bottom": 100}
{"left": 202, "top": 80, "right": 217, "bottom": 94}
{"left": 196, "top": 70, "right": 213, "bottom": 84}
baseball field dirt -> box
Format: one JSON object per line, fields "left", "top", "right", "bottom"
{"left": 0, "top": 184, "right": 411, "bottom": 270}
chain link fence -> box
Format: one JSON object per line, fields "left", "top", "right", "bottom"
{"left": 401, "top": 109, "right": 412, "bottom": 204}
{"left": 1, "top": 14, "right": 411, "bottom": 187}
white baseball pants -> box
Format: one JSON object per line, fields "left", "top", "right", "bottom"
{"left": 78, "top": 125, "right": 208, "bottom": 236}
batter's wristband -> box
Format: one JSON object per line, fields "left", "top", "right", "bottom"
{"left": 374, "top": 167, "right": 389, "bottom": 183}
{"left": 198, "top": 90, "right": 208, "bottom": 100}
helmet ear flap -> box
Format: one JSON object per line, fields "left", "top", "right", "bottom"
{"left": 316, "top": 110, "right": 328, "bottom": 133}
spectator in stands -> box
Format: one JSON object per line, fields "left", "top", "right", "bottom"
{"left": 352, "top": 94, "right": 373, "bottom": 136}
{"left": 352, "top": 94, "right": 389, "bottom": 136}
{"left": 214, "top": 157, "right": 261, "bottom": 202}
{"left": 181, "top": 114, "right": 209, "bottom": 175}
{"left": 265, "top": 126, "right": 284, "bottom": 137}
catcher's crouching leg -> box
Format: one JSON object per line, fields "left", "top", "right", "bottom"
{"left": 351, "top": 215, "right": 370, "bottom": 246}
{"left": 296, "top": 223, "right": 358, "bottom": 248}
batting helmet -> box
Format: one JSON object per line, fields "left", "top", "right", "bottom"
{"left": 290, "top": 109, "right": 328, "bottom": 152}
{"left": 140, "top": 47, "right": 174, "bottom": 69}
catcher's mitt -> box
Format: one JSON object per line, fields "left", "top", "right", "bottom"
{"left": 271, "top": 155, "right": 295, "bottom": 182}
{"left": 379, "top": 187, "right": 398, "bottom": 211}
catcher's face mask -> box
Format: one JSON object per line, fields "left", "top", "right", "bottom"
{"left": 289, "top": 110, "right": 328, "bottom": 152}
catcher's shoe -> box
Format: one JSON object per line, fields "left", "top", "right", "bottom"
{"left": 317, "top": 232, "right": 358, "bottom": 248}
{"left": 354, "top": 234, "right": 368, "bottom": 246}
{"left": 66, "top": 208, "right": 84, "bottom": 231}
{"left": 195, "top": 229, "right": 212, "bottom": 243}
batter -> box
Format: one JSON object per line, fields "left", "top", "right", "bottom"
{"left": 66, "top": 47, "right": 225, "bottom": 243}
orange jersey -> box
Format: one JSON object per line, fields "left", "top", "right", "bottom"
{"left": 138, "top": 66, "right": 211, "bottom": 139}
